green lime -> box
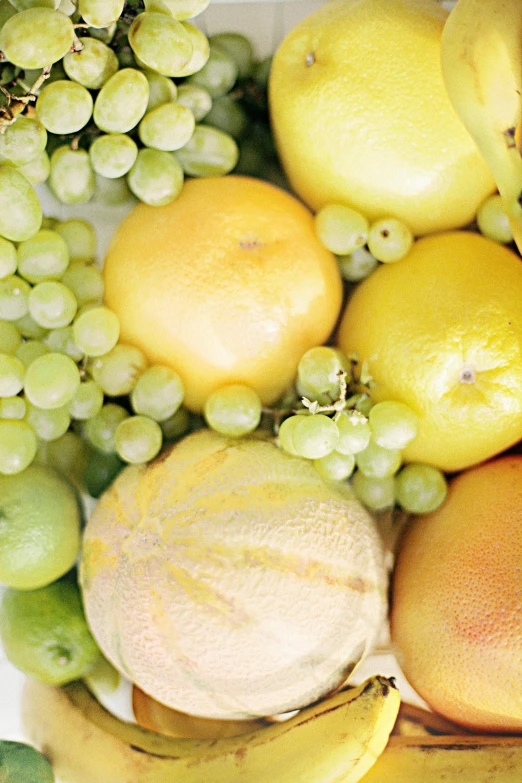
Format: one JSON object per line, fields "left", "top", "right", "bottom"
{"left": 0, "top": 740, "right": 54, "bottom": 783}
{"left": 0, "top": 464, "right": 81, "bottom": 589}
{"left": 0, "top": 578, "right": 101, "bottom": 685}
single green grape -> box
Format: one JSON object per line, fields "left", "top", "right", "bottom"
{"left": 252, "top": 56, "right": 272, "bottom": 89}
{"left": 63, "top": 37, "right": 119, "bottom": 90}
{"left": 0, "top": 8, "right": 74, "bottom": 68}
{"left": 169, "top": 21, "right": 209, "bottom": 78}
{"left": 315, "top": 204, "right": 369, "bottom": 255}
{"left": 17, "top": 229, "right": 69, "bottom": 284}
{"left": 15, "top": 339, "right": 49, "bottom": 368}
{"left": 0, "top": 165, "right": 42, "bottom": 242}
{"left": 115, "top": 414, "right": 163, "bottom": 464}
{"left": 0, "top": 0, "right": 16, "bottom": 29}
{"left": 49, "top": 146, "right": 95, "bottom": 205}
{"left": 61, "top": 260, "right": 104, "bottom": 305}
{"left": 292, "top": 413, "right": 339, "bottom": 460}
{"left": 24, "top": 352, "right": 80, "bottom": 409}
{"left": 0, "top": 395, "right": 26, "bottom": 420}
{"left": 297, "top": 346, "right": 347, "bottom": 397}
{"left": 355, "top": 439, "right": 402, "bottom": 479}
{"left": 0, "top": 236, "right": 17, "bottom": 280}
{"left": 8, "top": 0, "right": 60, "bottom": 8}
{"left": 78, "top": 0, "right": 125, "bottom": 27}
{"left": 128, "top": 12, "right": 193, "bottom": 77}
{"left": 36, "top": 80, "right": 93, "bottom": 135}
{"left": 0, "top": 353, "right": 24, "bottom": 396}
{"left": 335, "top": 410, "right": 371, "bottom": 455}
{"left": 203, "top": 383, "right": 261, "bottom": 436}
{"left": 0, "top": 116, "right": 47, "bottom": 166}
{"left": 93, "top": 68, "right": 150, "bottom": 134}
{"left": 68, "top": 379, "right": 104, "bottom": 420}
{"left": 0, "top": 275, "right": 31, "bottom": 321}
{"left": 338, "top": 247, "right": 378, "bottom": 282}
{"left": 368, "top": 400, "right": 419, "bottom": 450}
{"left": 187, "top": 43, "right": 238, "bottom": 98}
{"left": 173, "top": 124, "right": 238, "bottom": 177}
{"left": 127, "top": 147, "right": 184, "bottom": 206}
{"left": 25, "top": 400, "right": 70, "bottom": 441}
{"left": 144, "top": 0, "right": 210, "bottom": 20}
{"left": 351, "top": 470, "right": 395, "bottom": 511}
{"left": 367, "top": 217, "right": 413, "bottom": 263}
{"left": 176, "top": 83, "right": 212, "bottom": 121}
{"left": 138, "top": 102, "right": 195, "bottom": 151}
{"left": 0, "top": 418, "right": 37, "bottom": 474}
{"left": 204, "top": 95, "right": 248, "bottom": 139}
{"left": 55, "top": 219, "right": 96, "bottom": 262}
{"left": 17, "top": 150, "right": 51, "bottom": 185}
{"left": 92, "top": 173, "right": 135, "bottom": 206}
{"left": 313, "top": 450, "right": 355, "bottom": 481}
{"left": 476, "top": 193, "right": 514, "bottom": 244}
{"left": 0, "top": 320, "right": 21, "bottom": 354}
{"left": 131, "top": 365, "right": 184, "bottom": 422}
{"left": 278, "top": 414, "right": 302, "bottom": 456}
{"left": 395, "top": 463, "right": 448, "bottom": 514}
{"left": 144, "top": 70, "right": 177, "bottom": 112}
{"left": 160, "top": 405, "right": 190, "bottom": 441}
{"left": 44, "top": 326, "right": 84, "bottom": 361}
{"left": 83, "top": 446, "right": 124, "bottom": 497}
{"left": 91, "top": 343, "right": 148, "bottom": 396}
{"left": 209, "top": 32, "right": 253, "bottom": 79}
{"left": 84, "top": 402, "right": 129, "bottom": 453}
{"left": 89, "top": 134, "right": 138, "bottom": 179}
{"left": 28, "top": 281, "right": 78, "bottom": 329}
{"left": 34, "top": 429, "right": 87, "bottom": 490}
{"left": 72, "top": 305, "right": 120, "bottom": 357}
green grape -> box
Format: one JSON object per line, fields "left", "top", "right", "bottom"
{"left": 0, "top": 395, "right": 26, "bottom": 419}
{"left": 115, "top": 414, "right": 163, "bottom": 464}
{"left": 144, "top": 0, "right": 210, "bottom": 20}
{"left": 55, "top": 219, "right": 96, "bottom": 262}
{"left": 313, "top": 450, "right": 355, "bottom": 481}
{"left": 36, "top": 80, "right": 93, "bottom": 135}
{"left": 128, "top": 12, "right": 193, "bottom": 77}
{"left": 203, "top": 383, "right": 261, "bottom": 437}
{"left": 17, "top": 229, "right": 70, "bottom": 285}
{"left": 292, "top": 413, "right": 339, "bottom": 460}
{"left": 139, "top": 102, "right": 195, "bottom": 152}
{"left": 6, "top": 0, "right": 60, "bottom": 8}
{"left": 0, "top": 116, "right": 47, "bottom": 166}
{"left": 0, "top": 275, "right": 31, "bottom": 320}
{"left": 89, "top": 134, "right": 138, "bottom": 178}
{"left": 0, "top": 236, "right": 17, "bottom": 279}
{"left": 277, "top": 414, "right": 301, "bottom": 455}
{"left": 92, "top": 173, "right": 134, "bottom": 206}
{"left": 83, "top": 446, "right": 124, "bottom": 497}
{"left": 17, "top": 149, "right": 51, "bottom": 185}
{"left": 93, "top": 68, "right": 150, "bottom": 134}
{"left": 35, "top": 429, "right": 87, "bottom": 489}
{"left": 338, "top": 247, "right": 378, "bottom": 283}
{"left": 204, "top": 95, "right": 248, "bottom": 139}
{"left": 351, "top": 470, "right": 395, "bottom": 511}
{"left": 368, "top": 400, "right": 419, "bottom": 450}
{"left": 169, "top": 22, "right": 209, "bottom": 78}
{"left": 294, "top": 377, "right": 333, "bottom": 407}
{"left": 84, "top": 402, "right": 128, "bottom": 453}
{"left": 252, "top": 56, "right": 272, "bottom": 89}
{"left": 130, "top": 364, "right": 184, "bottom": 421}
{"left": 28, "top": 281, "right": 77, "bottom": 329}
{"left": 0, "top": 0, "right": 16, "bottom": 29}
{"left": 336, "top": 410, "right": 371, "bottom": 455}
{"left": 15, "top": 338, "right": 49, "bottom": 368}
{"left": 0, "top": 418, "right": 37, "bottom": 474}
{"left": 297, "top": 346, "right": 347, "bottom": 396}
{"left": 72, "top": 304, "right": 119, "bottom": 356}
{"left": 0, "top": 8, "right": 74, "bottom": 68}
{"left": 49, "top": 146, "right": 95, "bottom": 205}
{"left": 395, "top": 463, "right": 447, "bottom": 514}
{"left": 61, "top": 260, "right": 103, "bottom": 305}
{"left": 25, "top": 399, "right": 70, "bottom": 441}
{"left": 176, "top": 83, "right": 212, "bottom": 121}
{"left": 78, "top": 0, "right": 124, "bottom": 27}
{"left": 13, "top": 314, "right": 48, "bottom": 341}
{"left": 160, "top": 405, "right": 190, "bottom": 440}
{"left": 63, "top": 37, "right": 119, "bottom": 90}
{"left": 91, "top": 343, "right": 148, "bottom": 396}
{"left": 88, "top": 22, "right": 117, "bottom": 46}
{"left": 173, "top": 124, "right": 238, "bottom": 177}
{"left": 144, "top": 70, "right": 177, "bottom": 112}
{"left": 0, "top": 353, "right": 24, "bottom": 396}
{"left": 0, "top": 320, "right": 21, "bottom": 354}
{"left": 355, "top": 439, "right": 401, "bottom": 479}
{"left": 187, "top": 44, "right": 238, "bottom": 98}
{"left": 24, "top": 351, "right": 80, "bottom": 409}
{"left": 68, "top": 379, "right": 103, "bottom": 420}
{"left": 314, "top": 204, "right": 369, "bottom": 255}
{"left": 58, "top": 0, "right": 76, "bottom": 14}
{"left": 127, "top": 147, "right": 184, "bottom": 206}
{"left": 209, "top": 32, "right": 254, "bottom": 79}
{"left": 367, "top": 217, "right": 413, "bottom": 263}
{"left": 476, "top": 193, "right": 514, "bottom": 244}
{"left": 44, "top": 325, "right": 84, "bottom": 361}
{"left": 0, "top": 165, "right": 42, "bottom": 242}
{"left": 234, "top": 137, "right": 265, "bottom": 178}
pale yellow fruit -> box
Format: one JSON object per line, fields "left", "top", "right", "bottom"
{"left": 269, "top": 0, "right": 496, "bottom": 236}
{"left": 80, "top": 429, "right": 387, "bottom": 720}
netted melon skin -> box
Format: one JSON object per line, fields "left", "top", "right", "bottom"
{"left": 80, "top": 430, "right": 387, "bottom": 719}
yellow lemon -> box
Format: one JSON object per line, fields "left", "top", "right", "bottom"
{"left": 269, "top": 0, "right": 495, "bottom": 236}
{"left": 337, "top": 231, "right": 522, "bottom": 472}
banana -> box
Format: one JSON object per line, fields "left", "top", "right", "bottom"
{"left": 440, "top": 0, "right": 522, "bottom": 251}
{"left": 21, "top": 674, "right": 400, "bottom": 783}
{"left": 359, "top": 734, "right": 522, "bottom": 782}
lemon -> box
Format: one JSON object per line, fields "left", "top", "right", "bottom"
{"left": 269, "top": 0, "right": 496, "bottom": 236}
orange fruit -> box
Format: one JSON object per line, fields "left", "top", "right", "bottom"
{"left": 102, "top": 175, "right": 342, "bottom": 412}
{"left": 390, "top": 455, "right": 522, "bottom": 732}
{"left": 268, "top": 0, "right": 495, "bottom": 236}
{"left": 337, "top": 231, "right": 522, "bottom": 472}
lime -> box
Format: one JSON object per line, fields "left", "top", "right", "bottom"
{"left": 0, "top": 464, "right": 81, "bottom": 589}
{"left": 0, "top": 578, "right": 101, "bottom": 685}
{"left": 0, "top": 740, "right": 54, "bottom": 783}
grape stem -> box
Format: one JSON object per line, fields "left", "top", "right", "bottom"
{"left": 0, "top": 66, "right": 51, "bottom": 132}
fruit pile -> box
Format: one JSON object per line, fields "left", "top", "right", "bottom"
{"left": 1, "top": 0, "right": 522, "bottom": 780}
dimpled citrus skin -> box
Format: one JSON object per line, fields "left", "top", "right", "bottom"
{"left": 102, "top": 175, "right": 342, "bottom": 412}
{"left": 268, "top": 0, "right": 495, "bottom": 236}
{"left": 80, "top": 429, "right": 387, "bottom": 720}
{"left": 391, "top": 456, "right": 522, "bottom": 733}
{"left": 337, "top": 231, "right": 522, "bottom": 472}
